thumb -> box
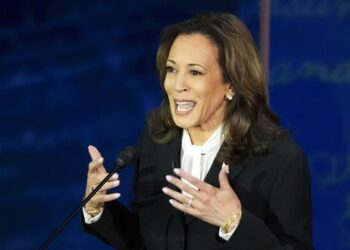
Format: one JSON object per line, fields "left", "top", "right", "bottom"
{"left": 88, "top": 145, "right": 106, "bottom": 174}
{"left": 219, "top": 163, "right": 230, "bottom": 189}
{"left": 88, "top": 145, "right": 102, "bottom": 160}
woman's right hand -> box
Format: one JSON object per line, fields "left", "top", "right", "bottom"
{"left": 84, "top": 145, "right": 121, "bottom": 212}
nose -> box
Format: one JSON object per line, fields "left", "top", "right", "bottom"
{"left": 173, "top": 73, "right": 189, "bottom": 92}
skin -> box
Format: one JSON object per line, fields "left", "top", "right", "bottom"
{"left": 84, "top": 145, "right": 120, "bottom": 211}
{"left": 163, "top": 167, "right": 241, "bottom": 231}
{"left": 84, "top": 34, "right": 241, "bottom": 232}
{"left": 164, "top": 34, "right": 232, "bottom": 145}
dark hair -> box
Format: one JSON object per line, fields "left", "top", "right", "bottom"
{"left": 147, "top": 13, "right": 286, "bottom": 163}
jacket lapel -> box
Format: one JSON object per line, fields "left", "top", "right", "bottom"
{"left": 156, "top": 131, "right": 186, "bottom": 228}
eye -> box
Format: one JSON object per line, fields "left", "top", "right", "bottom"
{"left": 190, "top": 70, "right": 203, "bottom": 76}
{"left": 166, "top": 66, "right": 176, "bottom": 73}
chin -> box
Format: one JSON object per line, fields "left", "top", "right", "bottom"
{"left": 172, "top": 115, "right": 196, "bottom": 129}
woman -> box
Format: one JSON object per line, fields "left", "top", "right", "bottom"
{"left": 82, "top": 13, "right": 313, "bottom": 250}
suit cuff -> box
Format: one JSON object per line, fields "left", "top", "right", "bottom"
{"left": 82, "top": 207, "right": 103, "bottom": 224}
{"left": 218, "top": 220, "right": 240, "bottom": 241}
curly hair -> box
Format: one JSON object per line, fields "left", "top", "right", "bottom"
{"left": 147, "top": 13, "right": 286, "bottom": 163}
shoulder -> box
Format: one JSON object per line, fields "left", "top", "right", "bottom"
{"left": 269, "top": 136, "right": 306, "bottom": 158}
{"left": 137, "top": 124, "right": 182, "bottom": 153}
{"left": 238, "top": 137, "right": 311, "bottom": 201}
{"left": 242, "top": 136, "right": 309, "bottom": 180}
{"left": 264, "top": 136, "right": 309, "bottom": 179}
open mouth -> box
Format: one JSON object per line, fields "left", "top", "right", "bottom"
{"left": 174, "top": 99, "right": 196, "bottom": 114}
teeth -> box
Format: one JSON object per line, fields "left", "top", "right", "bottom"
{"left": 176, "top": 101, "right": 195, "bottom": 112}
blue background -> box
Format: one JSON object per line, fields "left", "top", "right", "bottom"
{"left": 0, "top": 0, "right": 349, "bottom": 249}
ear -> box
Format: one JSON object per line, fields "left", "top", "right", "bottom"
{"left": 225, "top": 84, "right": 235, "bottom": 97}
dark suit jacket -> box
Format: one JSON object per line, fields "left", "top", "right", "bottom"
{"left": 82, "top": 127, "right": 313, "bottom": 250}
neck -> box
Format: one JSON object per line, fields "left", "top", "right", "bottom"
{"left": 186, "top": 103, "right": 227, "bottom": 146}
{"left": 188, "top": 122, "right": 222, "bottom": 146}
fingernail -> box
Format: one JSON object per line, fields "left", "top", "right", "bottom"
{"left": 169, "top": 199, "right": 174, "bottom": 205}
{"left": 113, "top": 173, "right": 119, "bottom": 178}
{"left": 162, "top": 187, "right": 169, "bottom": 193}
{"left": 166, "top": 175, "right": 172, "bottom": 181}
{"left": 173, "top": 168, "right": 180, "bottom": 175}
{"left": 98, "top": 157, "right": 104, "bottom": 163}
{"left": 222, "top": 162, "right": 229, "bottom": 174}
{"left": 113, "top": 193, "right": 120, "bottom": 198}
{"left": 114, "top": 181, "right": 119, "bottom": 185}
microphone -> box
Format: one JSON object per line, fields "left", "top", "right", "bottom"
{"left": 115, "top": 145, "right": 138, "bottom": 167}
{"left": 39, "top": 145, "right": 138, "bottom": 250}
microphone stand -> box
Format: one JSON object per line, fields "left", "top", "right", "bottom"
{"left": 39, "top": 165, "right": 121, "bottom": 249}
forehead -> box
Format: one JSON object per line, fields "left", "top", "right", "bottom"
{"left": 168, "top": 33, "right": 219, "bottom": 65}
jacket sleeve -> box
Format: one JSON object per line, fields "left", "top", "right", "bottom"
{"left": 224, "top": 148, "right": 313, "bottom": 250}
{"left": 81, "top": 201, "right": 145, "bottom": 250}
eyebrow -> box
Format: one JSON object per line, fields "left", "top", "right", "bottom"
{"left": 167, "top": 59, "right": 205, "bottom": 69}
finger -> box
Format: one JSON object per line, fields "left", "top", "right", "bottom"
{"left": 87, "top": 173, "right": 119, "bottom": 190}
{"left": 97, "top": 173, "right": 119, "bottom": 182}
{"left": 88, "top": 145, "right": 102, "bottom": 160}
{"left": 173, "top": 169, "right": 214, "bottom": 194}
{"left": 90, "top": 173, "right": 118, "bottom": 185}
{"left": 169, "top": 199, "right": 199, "bottom": 217}
{"left": 162, "top": 187, "right": 192, "bottom": 205}
{"left": 87, "top": 146, "right": 106, "bottom": 175}
{"left": 88, "top": 157, "right": 104, "bottom": 172}
{"left": 91, "top": 193, "right": 121, "bottom": 204}
{"left": 98, "top": 180, "right": 120, "bottom": 192}
{"left": 165, "top": 175, "right": 204, "bottom": 199}
{"left": 219, "top": 166, "right": 230, "bottom": 189}
{"left": 89, "top": 179, "right": 120, "bottom": 193}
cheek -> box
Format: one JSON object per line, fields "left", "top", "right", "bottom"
{"left": 199, "top": 87, "right": 226, "bottom": 111}
{"left": 200, "top": 84, "right": 225, "bottom": 102}
{"left": 163, "top": 77, "right": 172, "bottom": 96}
{"left": 164, "top": 81, "right": 175, "bottom": 111}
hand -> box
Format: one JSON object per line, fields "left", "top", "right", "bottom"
{"left": 84, "top": 145, "right": 121, "bottom": 210}
{"left": 162, "top": 166, "right": 241, "bottom": 230}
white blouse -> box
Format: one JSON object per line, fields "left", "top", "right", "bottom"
{"left": 181, "top": 124, "right": 224, "bottom": 182}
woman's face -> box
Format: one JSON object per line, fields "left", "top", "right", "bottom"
{"left": 164, "top": 34, "right": 231, "bottom": 131}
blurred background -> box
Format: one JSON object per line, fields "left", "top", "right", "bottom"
{"left": 0, "top": 0, "right": 349, "bottom": 249}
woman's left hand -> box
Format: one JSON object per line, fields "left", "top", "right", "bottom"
{"left": 162, "top": 166, "right": 242, "bottom": 229}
